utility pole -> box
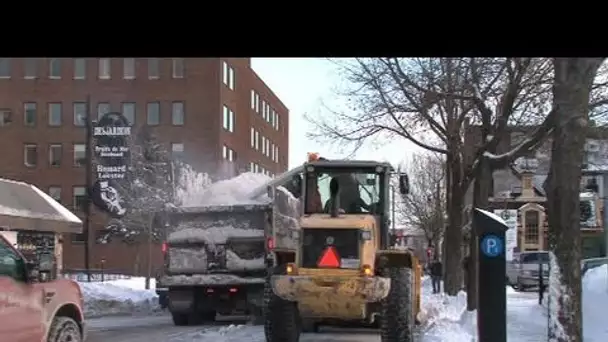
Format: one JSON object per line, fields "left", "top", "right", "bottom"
{"left": 84, "top": 94, "right": 93, "bottom": 282}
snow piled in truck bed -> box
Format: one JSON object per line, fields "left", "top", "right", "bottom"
{"left": 182, "top": 172, "right": 272, "bottom": 207}
{"left": 226, "top": 250, "right": 265, "bottom": 270}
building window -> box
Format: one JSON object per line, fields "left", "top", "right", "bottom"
{"left": 49, "top": 144, "right": 62, "bottom": 167}
{"left": 255, "top": 131, "right": 259, "bottom": 150}
{"left": 98, "top": 58, "right": 111, "bottom": 79}
{"left": 48, "top": 103, "right": 62, "bottom": 126}
{"left": 262, "top": 101, "right": 266, "bottom": 119}
{"left": 524, "top": 210, "right": 540, "bottom": 244}
{"left": 74, "top": 58, "right": 86, "bottom": 79}
{"left": 222, "top": 61, "right": 235, "bottom": 90}
{"left": 123, "top": 58, "right": 135, "bottom": 79}
{"left": 266, "top": 105, "right": 271, "bottom": 122}
{"left": 49, "top": 58, "right": 61, "bottom": 79}
{"left": 97, "top": 102, "right": 110, "bottom": 120}
{"left": 275, "top": 146, "right": 279, "bottom": 163}
{"left": 266, "top": 139, "right": 270, "bottom": 157}
{"left": 271, "top": 143, "right": 275, "bottom": 161}
{"left": 122, "top": 102, "right": 135, "bottom": 125}
{"left": 48, "top": 187, "right": 61, "bottom": 203}
{"left": 172, "top": 101, "right": 184, "bottom": 126}
{"left": 222, "top": 145, "right": 235, "bottom": 162}
{"left": 24, "top": 144, "right": 37, "bottom": 167}
{"left": 262, "top": 136, "right": 266, "bottom": 155}
{"left": 276, "top": 114, "right": 280, "bottom": 131}
{"left": 24, "top": 102, "right": 36, "bottom": 127}
{"left": 73, "top": 102, "right": 87, "bottom": 127}
{"left": 147, "top": 102, "right": 160, "bottom": 125}
{"left": 222, "top": 105, "right": 234, "bottom": 132}
{"left": 0, "top": 109, "right": 11, "bottom": 126}
{"left": 171, "top": 143, "right": 184, "bottom": 159}
{"left": 250, "top": 127, "right": 255, "bottom": 148}
{"left": 250, "top": 90, "right": 255, "bottom": 110}
{"left": 250, "top": 162, "right": 255, "bottom": 172}
{"left": 73, "top": 144, "right": 86, "bottom": 167}
{"left": 148, "top": 58, "right": 159, "bottom": 79}
{"left": 0, "top": 58, "right": 10, "bottom": 78}
{"left": 172, "top": 58, "right": 184, "bottom": 78}
{"left": 24, "top": 58, "right": 37, "bottom": 79}
{"left": 73, "top": 186, "right": 87, "bottom": 212}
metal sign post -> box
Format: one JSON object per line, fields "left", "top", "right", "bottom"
{"left": 474, "top": 208, "right": 508, "bottom": 342}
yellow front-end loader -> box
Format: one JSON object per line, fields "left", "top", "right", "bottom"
{"left": 263, "top": 156, "right": 421, "bottom": 342}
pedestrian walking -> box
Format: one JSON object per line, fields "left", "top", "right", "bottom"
{"left": 430, "top": 257, "right": 443, "bottom": 294}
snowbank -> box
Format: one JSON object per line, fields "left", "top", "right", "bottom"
{"left": 79, "top": 277, "right": 159, "bottom": 318}
{"left": 583, "top": 264, "right": 608, "bottom": 342}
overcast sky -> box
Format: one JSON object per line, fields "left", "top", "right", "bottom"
{"left": 251, "top": 58, "right": 424, "bottom": 169}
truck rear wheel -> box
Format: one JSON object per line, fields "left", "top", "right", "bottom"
{"left": 264, "top": 270, "right": 300, "bottom": 342}
{"left": 171, "top": 312, "right": 190, "bottom": 326}
{"left": 380, "top": 265, "right": 414, "bottom": 342}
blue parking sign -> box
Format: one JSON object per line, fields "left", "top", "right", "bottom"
{"left": 480, "top": 235, "right": 503, "bottom": 258}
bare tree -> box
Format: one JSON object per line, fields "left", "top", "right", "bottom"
{"left": 398, "top": 152, "right": 446, "bottom": 250}
{"left": 307, "top": 58, "right": 558, "bottom": 295}
{"left": 543, "top": 58, "right": 605, "bottom": 342}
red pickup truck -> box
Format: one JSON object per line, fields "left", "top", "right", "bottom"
{"left": 0, "top": 234, "right": 86, "bottom": 342}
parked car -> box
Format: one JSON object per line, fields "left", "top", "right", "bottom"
{"left": 0, "top": 234, "right": 86, "bottom": 342}
{"left": 506, "top": 251, "right": 549, "bottom": 291}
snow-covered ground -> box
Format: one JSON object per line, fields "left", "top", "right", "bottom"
{"left": 79, "top": 277, "right": 160, "bottom": 318}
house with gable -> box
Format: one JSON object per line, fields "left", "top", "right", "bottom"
{"left": 464, "top": 123, "right": 607, "bottom": 259}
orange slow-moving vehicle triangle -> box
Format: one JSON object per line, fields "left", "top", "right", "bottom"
{"left": 317, "top": 246, "right": 341, "bottom": 268}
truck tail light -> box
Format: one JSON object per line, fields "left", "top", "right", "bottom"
{"left": 286, "top": 263, "right": 297, "bottom": 275}
{"left": 361, "top": 264, "right": 373, "bottom": 277}
{"left": 266, "top": 237, "right": 275, "bottom": 251}
{"left": 161, "top": 242, "right": 167, "bottom": 255}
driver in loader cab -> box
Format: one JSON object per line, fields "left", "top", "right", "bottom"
{"left": 324, "top": 173, "right": 370, "bottom": 214}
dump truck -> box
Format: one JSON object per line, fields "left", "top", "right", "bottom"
{"left": 160, "top": 204, "right": 271, "bottom": 326}
{"left": 263, "top": 155, "right": 421, "bottom": 342}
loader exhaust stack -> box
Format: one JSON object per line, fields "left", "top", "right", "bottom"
{"left": 329, "top": 178, "right": 340, "bottom": 217}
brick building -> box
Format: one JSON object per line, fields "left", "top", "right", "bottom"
{"left": 0, "top": 58, "right": 289, "bottom": 275}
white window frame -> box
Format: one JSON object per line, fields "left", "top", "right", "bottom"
{"left": 73, "top": 58, "right": 86, "bottom": 80}
{"left": 0, "top": 58, "right": 10, "bottom": 79}
{"left": 24, "top": 58, "right": 37, "bottom": 79}
{"left": 172, "top": 58, "right": 184, "bottom": 78}
{"left": 122, "top": 102, "right": 136, "bottom": 126}
{"left": 265, "top": 139, "right": 270, "bottom": 157}
{"left": 271, "top": 143, "right": 275, "bottom": 161}
{"left": 98, "top": 58, "right": 111, "bottom": 79}
{"left": 262, "top": 101, "right": 266, "bottom": 118}
{"left": 49, "top": 144, "right": 62, "bottom": 167}
{"left": 24, "top": 144, "right": 37, "bottom": 167}
{"left": 73, "top": 144, "right": 86, "bottom": 167}
{"left": 24, "top": 102, "right": 36, "bottom": 126}
{"left": 222, "top": 105, "right": 234, "bottom": 132}
{"left": 49, "top": 58, "right": 61, "bottom": 79}
{"left": 123, "top": 58, "right": 135, "bottom": 79}
{"left": 171, "top": 143, "right": 184, "bottom": 158}
{"left": 73, "top": 187, "right": 86, "bottom": 210}
{"left": 148, "top": 58, "right": 159, "bottom": 79}
{"left": 250, "top": 127, "right": 255, "bottom": 148}
{"left": 228, "top": 66, "right": 235, "bottom": 90}
{"left": 255, "top": 93, "right": 260, "bottom": 113}
{"left": 276, "top": 115, "right": 280, "bottom": 131}
{"left": 262, "top": 136, "right": 266, "bottom": 155}
{"left": 255, "top": 131, "right": 259, "bottom": 150}
{"left": 222, "top": 61, "right": 235, "bottom": 90}
{"left": 147, "top": 102, "right": 160, "bottom": 125}
{"left": 97, "top": 102, "right": 110, "bottom": 120}
{"left": 275, "top": 146, "right": 279, "bottom": 163}
{"left": 172, "top": 101, "right": 184, "bottom": 126}
{"left": 48, "top": 187, "right": 61, "bottom": 203}
{"left": 48, "top": 103, "right": 62, "bottom": 126}
{"left": 250, "top": 90, "right": 255, "bottom": 110}
{"left": 222, "top": 145, "right": 235, "bottom": 162}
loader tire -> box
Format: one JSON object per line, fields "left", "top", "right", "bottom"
{"left": 264, "top": 267, "right": 300, "bottom": 342}
{"left": 380, "top": 265, "right": 414, "bottom": 342}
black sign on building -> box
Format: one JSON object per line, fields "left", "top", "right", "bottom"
{"left": 91, "top": 112, "right": 131, "bottom": 218}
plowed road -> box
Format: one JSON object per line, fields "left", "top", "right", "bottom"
{"left": 86, "top": 315, "right": 381, "bottom": 342}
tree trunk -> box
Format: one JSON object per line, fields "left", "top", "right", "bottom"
{"left": 545, "top": 58, "right": 604, "bottom": 342}
{"left": 468, "top": 156, "right": 492, "bottom": 311}
{"left": 145, "top": 214, "right": 155, "bottom": 290}
{"left": 444, "top": 151, "right": 464, "bottom": 295}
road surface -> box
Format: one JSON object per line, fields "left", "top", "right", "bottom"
{"left": 87, "top": 314, "right": 381, "bottom": 342}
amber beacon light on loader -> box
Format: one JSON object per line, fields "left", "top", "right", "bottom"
{"left": 263, "top": 154, "right": 421, "bottom": 342}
